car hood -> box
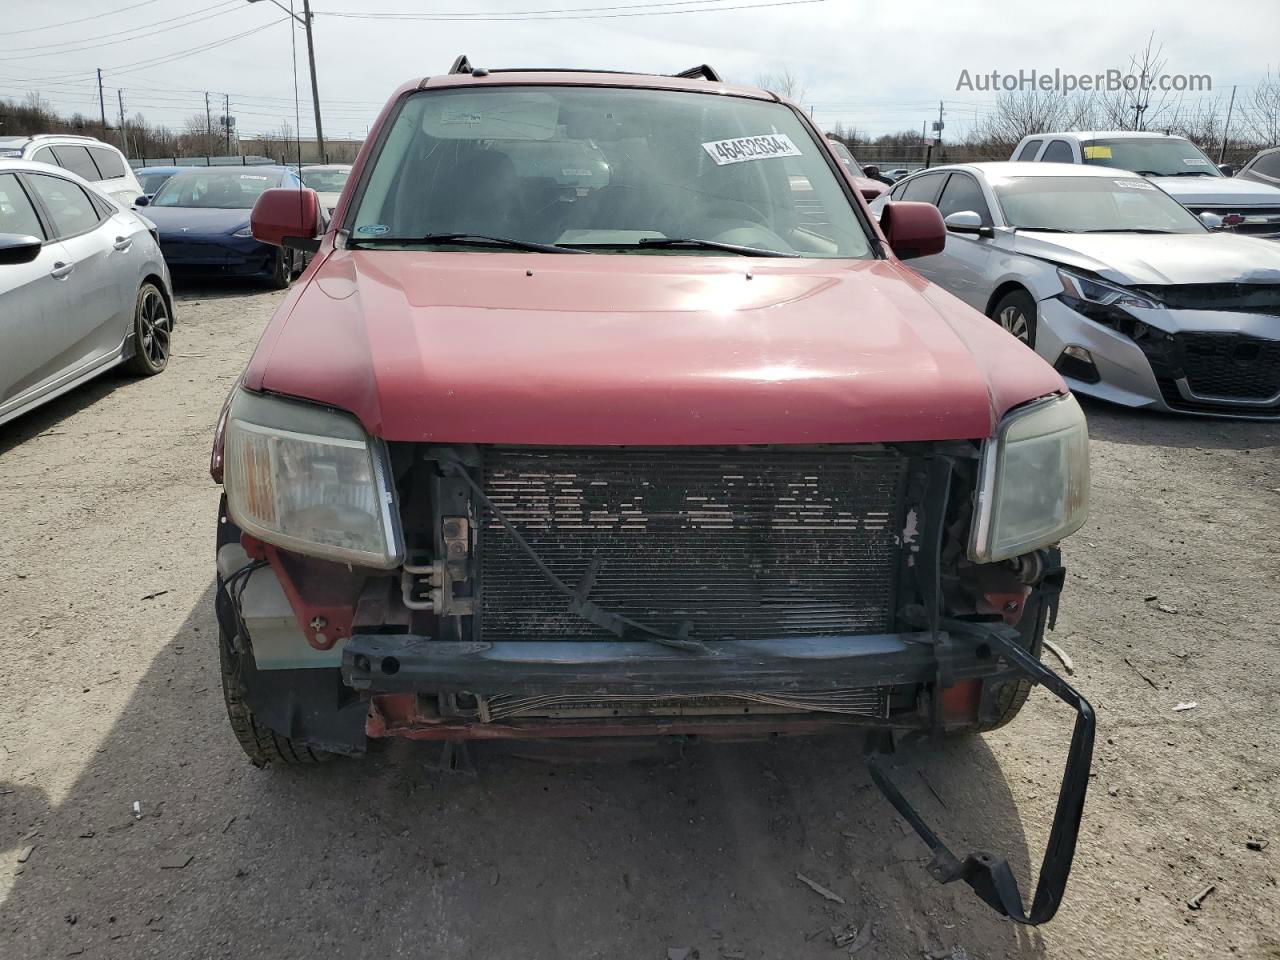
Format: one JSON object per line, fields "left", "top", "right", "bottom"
{"left": 144, "top": 205, "right": 250, "bottom": 235}
{"left": 244, "top": 248, "right": 1063, "bottom": 445}
{"left": 1148, "top": 175, "right": 1280, "bottom": 207}
{"left": 1011, "top": 231, "right": 1280, "bottom": 286}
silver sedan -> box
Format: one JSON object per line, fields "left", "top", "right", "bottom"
{"left": 1, "top": 159, "right": 173, "bottom": 428}
{"left": 870, "top": 161, "right": 1280, "bottom": 419}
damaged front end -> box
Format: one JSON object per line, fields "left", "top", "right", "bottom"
{"left": 212, "top": 389, "right": 1093, "bottom": 924}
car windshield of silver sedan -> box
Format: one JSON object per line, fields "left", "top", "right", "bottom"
{"left": 349, "top": 86, "right": 872, "bottom": 258}
{"left": 152, "top": 170, "right": 280, "bottom": 209}
{"left": 995, "top": 176, "right": 1207, "bottom": 234}
{"left": 1079, "top": 137, "right": 1222, "bottom": 177}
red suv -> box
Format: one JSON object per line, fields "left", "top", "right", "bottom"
{"left": 212, "top": 59, "right": 1093, "bottom": 924}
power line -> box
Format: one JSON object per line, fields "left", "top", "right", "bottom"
{"left": 0, "top": 1, "right": 239, "bottom": 57}
{"left": 321, "top": 0, "right": 824, "bottom": 21}
{"left": 0, "top": 0, "right": 166, "bottom": 37}
{"left": 321, "top": 0, "right": 734, "bottom": 17}
{"left": 0, "top": 4, "right": 245, "bottom": 63}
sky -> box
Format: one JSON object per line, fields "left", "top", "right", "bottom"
{"left": 1, "top": 0, "right": 1277, "bottom": 145}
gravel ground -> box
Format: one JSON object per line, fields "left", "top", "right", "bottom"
{"left": 1, "top": 284, "right": 1277, "bottom": 960}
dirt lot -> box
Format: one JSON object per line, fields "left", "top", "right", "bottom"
{"left": 1, "top": 284, "right": 1277, "bottom": 960}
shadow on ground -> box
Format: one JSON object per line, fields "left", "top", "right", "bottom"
{"left": 0, "top": 372, "right": 134, "bottom": 457}
{"left": 2, "top": 586, "right": 1051, "bottom": 960}
{"left": 1080, "top": 396, "right": 1280, "bottom": 451}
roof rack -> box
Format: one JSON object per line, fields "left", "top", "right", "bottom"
{"left": 447, "top": 55, "right": 721, "bottom": 83}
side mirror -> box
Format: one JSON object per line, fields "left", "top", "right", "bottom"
{"left": 944, "top": 210, "right": 993, "bottom": 237}
{"left": 250, "top": 187, "right": 322, "bottom": 251}
{"left": 0, "top": 233, "right": 42, "bottom": 265}
{"left": 1217, "top": 163, "right": 1234, "bottom": 177}
{"left": 880, "top": 201, "right": 946, "bottom": 260}
{"left": 1199, "top": 211, "right": 1224, "bottom": 229}
{"left": 135, "top": 195, "right": 150, "bottom": 206}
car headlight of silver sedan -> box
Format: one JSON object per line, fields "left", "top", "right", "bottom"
{"left": 969, "top": 393, "right": 1090, "bottom": 563}
{"left": 1057, "top": 268, "right": 1163, "bottom": 311}
{"left": 223, "top": 389, "right": 404, "bottom": 568}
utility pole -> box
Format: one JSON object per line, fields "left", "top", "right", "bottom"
{"left": 96, "top": 68, "right": 108, "bottom": 136}
{"left": 246, "top": 0, "right": 324, "bottom": 160}
{"left": 205, "top": 91, "right": 213, "bottom": 154}
{"left": 117, "top": 89, "right": 130, "bottom": 159}
{"left": 1219, "top": 84, "right": 1238, "bottom": 164}
{"left": 224, "top": 93, "right": 232, "bottom": 154}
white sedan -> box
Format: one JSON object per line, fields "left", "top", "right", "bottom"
{"left": 1, "top": 159, "right": 173, "bottom": 427}
{"left": 870, "top": 162, "right": 1280, "bottom": 419}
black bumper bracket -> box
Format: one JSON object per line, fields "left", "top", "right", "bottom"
{"left": 866, "top": 621, "right": 1095, "bottom": 925}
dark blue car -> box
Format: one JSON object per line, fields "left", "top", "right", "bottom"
{"left": 139, "top": 166, "right": 304, "bottom": 287}
{"left": 134, "top": 165, "right": 184, "bottom": 197}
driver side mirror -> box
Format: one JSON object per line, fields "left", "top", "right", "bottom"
{"left": 134, "top": 195, "right": 150, "bottom": 207}
{"left": 944, "top": 210, "right": 994, "bottom": 238}
{"left": 1217, "top": 163, "right": 1234, "bottom": 177}
{"left": 880, "top": 201, "right": 946, "bottom": 260}
{"left": 0, "top": 233, "right": 42, "bottom": 265}
{"left": 250, "top": 187, "right": 322, "bottom": 252}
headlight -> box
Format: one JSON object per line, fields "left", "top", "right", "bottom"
{"left": 1057, "top": 268, "right": 1162, "bottom": 310}
{"left": 969, "top": 394, "right": 1090, "bottom": 563}
{"left": 223, "top": 389, "right": 404, "bottom": 568}
{"left": 232, "top": 226, "right": 255, "bottom": 238}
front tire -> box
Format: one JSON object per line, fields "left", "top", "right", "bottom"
{"left": 266, "top": 248, "right": 292, "bottom": 290}
{"left": 219, "top": 621, "right": 329, "bottom": 766}
{"left": 990, "top": 289, "right": 1038, "bottom": 348}
{"left": 123, "top": 282, "right": 171, "bottom": 375}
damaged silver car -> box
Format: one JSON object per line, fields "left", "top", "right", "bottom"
{"left": 871, "top": 162, "right": 1280, "bottom": 419}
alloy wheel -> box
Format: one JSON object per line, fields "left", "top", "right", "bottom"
{"left": 999, "top": 305, "right": 1030, "bottom": 343}
{"left": 139, "top": 288, "right": 171, "bottom": 366}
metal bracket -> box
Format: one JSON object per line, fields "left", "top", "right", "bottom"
{"left": 866, "top": 621, "right": 1095, "bottom": 925}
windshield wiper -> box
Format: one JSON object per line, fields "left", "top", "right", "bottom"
{"left": 563, "top": 237, "right": 799, "bottom": 257}
{"left": 1012, "top": 226, "right": 1071, "bottom": 233}
{"left": 1079, "top": 228, "right": 1175, "bottom": 234}
{"left": 354, "top": 232, "right": 583, "bottom": 254}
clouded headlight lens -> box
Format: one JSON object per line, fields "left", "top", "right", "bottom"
{"left": 223, "top": 389, "right": 403, "bottom": 568}
{"left": 969, "top": 394, "right": 1090, "bottom": 563}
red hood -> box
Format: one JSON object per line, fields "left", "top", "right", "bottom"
{"left": 245, "top": 248, "right": 1063, "bottom": 445}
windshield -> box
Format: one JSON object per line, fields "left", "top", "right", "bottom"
{"left": 995, "top": 176, "right": 1206, "bottom": 233}
{"left": 152, "top": 170, "right": 281, "bottom": 209}
{"left": 828, "top": 140, "right": 861, "bottom": 172}
{"left": 1080, "top": 138, "right": 1222, "bottom": 178}
{"left": 302, "top": 169, "right": 350, "bottom": 192}
{"left": 350, "top": 86, "right": 872, "bottom": 257}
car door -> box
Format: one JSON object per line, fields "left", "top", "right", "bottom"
{"left": 24, "top": 171, "right": 133, "bottom": 369}
{"left": 0, "top": 171, "right": 77, "bottom": 410}
{"left": 923, "top": 172, "right": 998, "bottom": 309}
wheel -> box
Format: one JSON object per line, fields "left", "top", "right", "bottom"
{"left": 123, "top": 282, "right": 171, "bottom": 375}
{"left": 974, "top": 677, "right": 1034, "bottom": 732}
{"left": 266, "top": 248, "right": 292, "bottom": 290}
{"left": 990, "top": 289, "right": 1037, "bottom": 348}
{"left": 218, "top": 618, "right": 329, "bottom": 766}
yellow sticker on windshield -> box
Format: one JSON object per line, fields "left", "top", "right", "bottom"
{"left": 1083, "top": 145, "right": 1113, "bottom": 159}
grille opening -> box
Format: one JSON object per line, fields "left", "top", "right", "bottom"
{"left": 475, "top": 447, "right": 907, "bottom": 643}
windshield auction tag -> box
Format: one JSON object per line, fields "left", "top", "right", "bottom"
{"left": 1114, "top": 179, "right": 1156, "bottom": 190}
{"left": 1083, "top": 145, "right": 1112, "bottom": 159}
{"left": 702, "top": 134, "right": 802, "bottom": 166}
{"left": 1182, "top": 158, "right": 1211, "bottom": 166}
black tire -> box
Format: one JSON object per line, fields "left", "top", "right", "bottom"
{"left": 218, "top": 621, "right": 330, "bottom": 767}
{"left": 266, "top": 248, "right": 292, "bottom": 290}
{"left": 974, "top": 677, "right": 1034, "bottom": 732}
{"left": 123, "top": 282, "right": 171, "bottom": 375}
{"left": 990, "top": 289, "right": 1038, "bottom": 348}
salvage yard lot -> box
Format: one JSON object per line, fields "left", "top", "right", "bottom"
{"left": 1, "top": 285, "right": 1278, "bottom": 960}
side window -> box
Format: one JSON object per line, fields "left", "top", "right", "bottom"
{"left": 1253, "top": 152, "right": 1280, "bottom": 180}
{"left": 889, "top": 179, "right": 909, "bottom": 200}
{"left": 936, "top": 173, "right": 993, "bottom": 224}
{"left": 1041, "top": 140, "right": 1075, "bottom": 163}
{"left": 50, "top": 144, "right": 104, "bottom": 181}
{"left": 901, "top": 172, "right": 946, "bottom": 205}
{"left": 31, "top": 146, "right": 56, "bottom": 165}
{"left": 0, "top": 173, "right": 45, "bottom": 239}
{"left": 89, "top": 146, "right": 127, "bottom": 180}
{"left": 1014, "top": 139, "right": 1043, "bottom": 161}
{"left": 27, "top": 174, "right": 102, "bottom": 237}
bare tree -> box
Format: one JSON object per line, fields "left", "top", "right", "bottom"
{"left": 1241, "top": 69, "right": 1280, "bottom": 146}
{"left": 969, "top": 90, "right": 1093, "bottom": 153}
{"left": 755, "top": 67, "right": 805, "bottom": 105}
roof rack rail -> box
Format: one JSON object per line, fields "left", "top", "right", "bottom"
{"left": 672, "top": 64, "right": 721, "bottom": 82}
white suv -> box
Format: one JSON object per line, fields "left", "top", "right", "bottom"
{"left": 0, "top": 134, "right": 143, "bottom": 208}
